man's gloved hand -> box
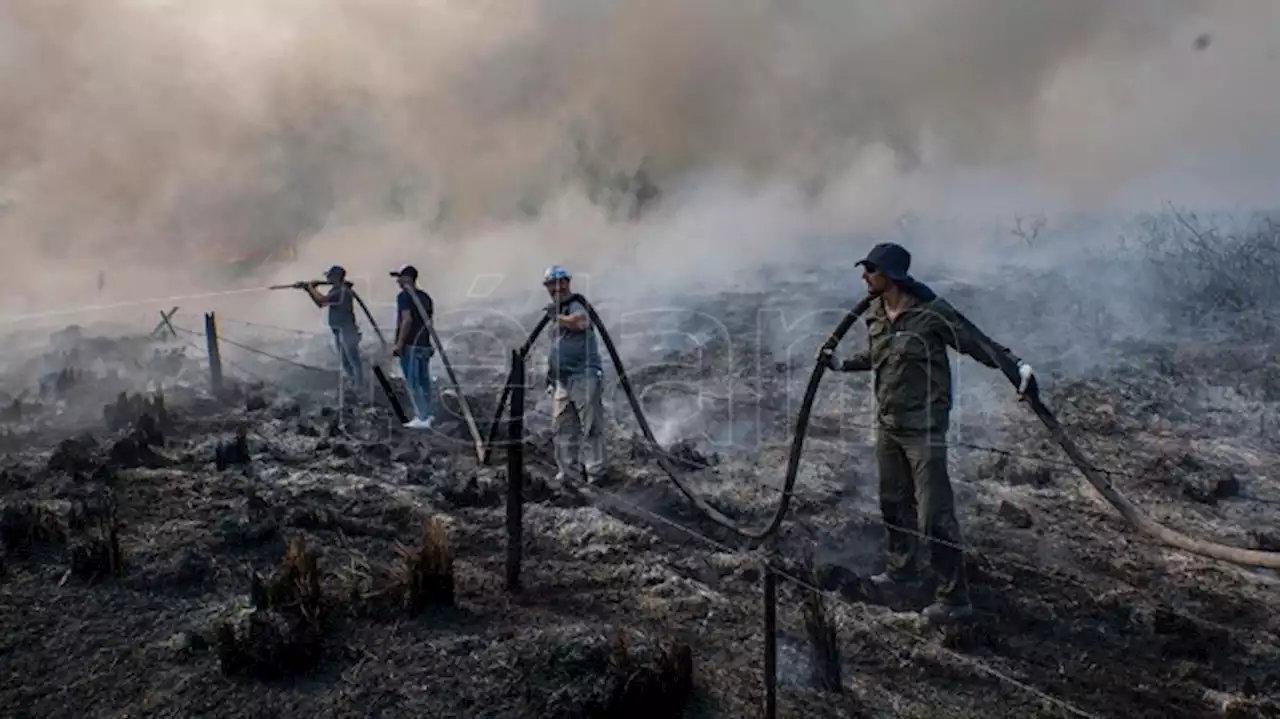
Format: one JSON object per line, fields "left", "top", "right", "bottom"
{"left": 1017, "top": 361, "right": 1038, "bottom": 399}
{"left": 816, "top": 347, "right": 840, "bottom": 371}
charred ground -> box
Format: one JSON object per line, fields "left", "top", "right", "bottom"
{"left": 1, "top": 217, "right": 1279, "bottom": 718}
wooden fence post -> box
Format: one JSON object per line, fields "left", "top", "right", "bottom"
{"left": 763, "top": 561, "right": 778, "bottom": 719}
{"left": 204, "top": 312, "right": 223, "bottom": 397}
{"left": 505, "top": 350, "right": 525, "bottom": 592}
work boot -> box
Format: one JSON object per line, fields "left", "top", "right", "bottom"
{"left": 921, "top": 600, "right": 973, "bottom": 625}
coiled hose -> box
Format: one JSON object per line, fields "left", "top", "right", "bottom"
{"left": 482, "top": 293, "right": 1280, "bottom": 567}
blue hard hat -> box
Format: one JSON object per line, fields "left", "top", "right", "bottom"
{"left": 324, "top": 265, "right": 346, "bottom": 277}
{"left": 543, "top": 265, "right": 571, "bottom": 283}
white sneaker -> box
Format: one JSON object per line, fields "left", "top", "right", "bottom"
{"left": 402, "top": 419, "right": 422, "bottom": 429}
{"left": 420, "top": 416, "right": 435, "bottom": 429}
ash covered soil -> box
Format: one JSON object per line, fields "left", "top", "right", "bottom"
{"left": 2, "top": 257, "right": 1280, "bottom": 718}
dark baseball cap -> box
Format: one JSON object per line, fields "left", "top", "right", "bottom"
{"left": 324, "top": 265, "right": 345, "bottom": 277}
{"left": 856, "top": 243, "right": 911, "bottom": 282}
{"left": 389, "top": 264, "right": 418, "bottom": 279}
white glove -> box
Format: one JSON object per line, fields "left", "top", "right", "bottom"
{"left": 817, "top": 347, "right": 839, "bottom": 370}
{"left": 1017, "top": 361, "right": 1035, "bottom": 395}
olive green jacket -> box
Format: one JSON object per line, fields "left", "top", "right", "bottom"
{"left": 837, "top": 293, "right": 1022, "bottom": 434}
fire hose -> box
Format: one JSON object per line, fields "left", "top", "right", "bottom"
{"left": 481, "top": 293, "right": 873, "bottom": 540}
{"left": 483, "top": 293, "right": 1280, "bottom": 567}
{"left": 273, "top": 281, "right": 487, "bottom": 457}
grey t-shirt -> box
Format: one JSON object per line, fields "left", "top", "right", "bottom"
{"left": 326, "top": 284, "right": 358, "bottom": 330}
{"left": 547, "top": 300, "right": 602, "bottom": 380}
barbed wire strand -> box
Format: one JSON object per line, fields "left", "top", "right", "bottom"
{"left": 157, "top": 317, "right": 1272, "bottom": 639}
{"left": 167, "top": 335, "right": 270, "bottom": 385}
{"left": 517, "top": 452, "right": 1101, "bottom": 719}
{"left": 181, "top": 312, "right": 324, "bottom": 338}
{"left": 169, "top": 324, "right": 330, "bottom": 374}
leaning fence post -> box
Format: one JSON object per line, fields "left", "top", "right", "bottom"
{"left": 204, "top": 312, "right": 223, "bottom": 397}
{"left": 763, "top": 559, "right": 778, "bottom": 719}
{"left": 505, "top": 349, "right": 526, "bottom": 592}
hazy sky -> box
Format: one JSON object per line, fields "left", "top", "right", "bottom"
{"left": 1, "top": 0, "right": 1276, "bottom": 314}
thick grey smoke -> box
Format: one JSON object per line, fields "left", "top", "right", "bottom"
{"left": 1, "top": 0, "right": 1276, "bottom": 320}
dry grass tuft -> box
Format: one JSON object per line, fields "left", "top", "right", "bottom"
{"left": 251, "top": 537, "right": 322, "bottom": 617}
{"left": 397, "top": 515, "right": 455, "bottom": 613}
{"left": 596, "top": 631, "right": 695, "bottom": 718}
{"left": 217, "top": 537, "right": 325, "bottom": 679}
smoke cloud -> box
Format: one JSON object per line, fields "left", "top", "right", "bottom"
{"left": 1, "top": 0, "right": 1277, "bottom": 319}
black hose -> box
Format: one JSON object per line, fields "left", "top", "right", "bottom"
{"left": 483, "top": 293, "right": 874, "bottom": 542}
{"left": 349, "top": 290, "right": 387, "bottom": 351}
{"left": 1025, "top": 394, "right": 1280, "bottom": 569}
{"left": 480, "top": 291, "right": 1280, "bottom": 566}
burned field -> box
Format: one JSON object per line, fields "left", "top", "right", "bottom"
{"left": 3, "top": 225, "right": 1280, "bottom": 717}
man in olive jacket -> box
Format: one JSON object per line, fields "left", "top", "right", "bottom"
{"left": 822, "top": 242, "right": 1037, "bottom": 624}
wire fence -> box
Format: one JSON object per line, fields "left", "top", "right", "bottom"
{"left": 38, "top": 295, "right": 1265, "bottom": 717}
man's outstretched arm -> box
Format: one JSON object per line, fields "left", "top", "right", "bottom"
{"left": 935, "top": 301, "right": 1035, "bottom": 394}
{"left": 303, "top": 283, "right": 329, "bottom": 308}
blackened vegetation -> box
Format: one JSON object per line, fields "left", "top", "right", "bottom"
{"left": 626, "top": 435, "right": 720, "bottom": 470}
{"left": 40, "top": 368, "right": 82, "bottom": 398}
{"left": 47, "top": 434, "right": 99, "bottom": 476}
{"left": 217, "top": 538, "right": 325, "bottom": 679}
{"left": 103, "top": 391, "right": 169, "bottom": 433}
{"left": 106, "top": 400, "right": 170, "bottom": 469}
{"left": 803, "top": 588, "right": 843, "bottom": 694}
{"left": 0, "top": 502, "right": 66, "bottom": 557}
{"left": 283, "top": 506, "right": 397, "bottom": 539}
{"left": 527, "top": 630, "right": 696, "bottom": 719}
{"left": 398, "top": 515, "right": 456, "bottom": 613}
{"left": 0, "top": 395, "right": 27, "bottom": 424}
{"left": 1140, "top": 210, "right": 1280, "bottom": 332}
{"left": 589, "top": 633, "right": 694, "bottom": 719}
{"left": 2, "top": 493, "right": 124, "bottom": 581}
{"left": 215, "top": 427, "right": 252, "bottom": 470}
{"left": 67, "top": 496, "right": 124, "bottom": 582}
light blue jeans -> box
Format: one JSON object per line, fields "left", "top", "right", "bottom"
{"left": 332, "top": 327, "right": 363, "bottom": 386}
{"left": 399, "top": 345, "right": 433, "bottom": 421}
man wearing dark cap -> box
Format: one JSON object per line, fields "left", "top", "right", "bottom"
{"left": 822, "top": 242, "right": 1037, "bottom": 624}
{"left": 391, "top": 264, "right": 436, "bottom": 429}
{"left": 303, "top": 265, "right": 363, "bottom": 388}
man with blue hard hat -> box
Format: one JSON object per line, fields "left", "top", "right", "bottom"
{"left": 301, "top": 265, "right": 363, "bottom": 388}
{"left": 821, "top": 242, "right": 1037, "bottom": 625}
{"left": 542, "top": 265, "right": 607, "bottom": 484}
